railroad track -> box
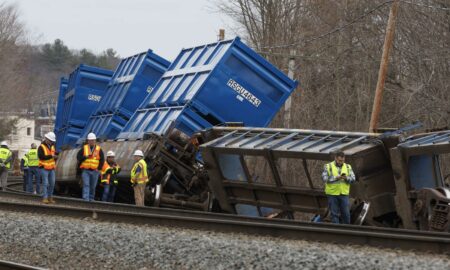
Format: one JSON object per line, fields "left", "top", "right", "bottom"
{"left": 0, "top": 189, "right": 449, "bottom": 254}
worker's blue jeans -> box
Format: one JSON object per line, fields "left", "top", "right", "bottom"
{"left": 327, "top": 195, "right": 351, "bottom": 224}
{"left": 82, "top": 170, "right": 99, "bottom": 201}
{"left": 102, "top": 184, "right": 117, "bottom": 202}
{"left": 41, "top": 169, "right": 55, "bottom": 199}
{"left": 27, "top": 167, "right": 40, "bottom": 193}
{"left": 22, "top": 169, "right": 28, "bottom": 191}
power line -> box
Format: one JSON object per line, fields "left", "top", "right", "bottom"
{"left": 258, "top": 0, "right": 394, "bottom": 50}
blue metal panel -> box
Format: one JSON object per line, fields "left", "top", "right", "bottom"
{"left": 120, "top": 37, "right": 298, "bottom": 139}
{"left": 60, "top": 64, "right": 113, "bottom": 128}
{"left": 408, "top": 155, "right": 440, "bottom": 189}
{"left": 79, "top": 50, "right": 170, "bottom": 142}
{"left": 56, "top": 126, "right": 84, "bottom": 151}
{"left": 54, "top": 77, "right": 68, "bottom": 132}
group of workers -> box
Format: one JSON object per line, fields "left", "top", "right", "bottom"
{"left": 3, "top": 129, "right": 356, "bottom": 223}
{"left": 0, "top": 132, "right": 149, "bottom": 207}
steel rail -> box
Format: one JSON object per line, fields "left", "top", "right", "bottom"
{"left": 0, "top": 192, "right": 448, "bottom": 254}
{"left": 0, "top": 189, "right": 446, "bottom": 238}
{"left": 0, "top": 259, "right": 46, "bottom": 270}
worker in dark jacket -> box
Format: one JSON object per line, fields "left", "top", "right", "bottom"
{"left": 38, "top": 132, "right": 57, "bottom": 204}
{"left": 100, "top": 151, "right": 121, "bottom": 202}
{"left": 322, "top": 151, "right": 355, "bottom": 224}
{"left": 0, "top": 141, "right": 13, "bottom": 191}
{"left": 77, "top": 133, "right": 104, "bottom": 201}
{"left": 20, "top": 155, "right": 29, "bottom": 191}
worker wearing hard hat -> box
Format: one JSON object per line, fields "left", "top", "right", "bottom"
{"left": 25, "top": 143, "right": 40, "bottom": 194}
{"left": 130, "top": 150, "right": 149, "bottom": 206}
{"left": 322, "top": 151, "right": 356, "bottom": 224}
{"left": 77, "top": 132, "right": 104, "bottom": 201}
{"left": 0, "top": 140, "right": 13, "bottom": 190}
{"left": 38, "top": 132, "right": 57, "bottom": 204}
{"left": 100, "top": 150, "right": 121, "bottom": 202}
{"left": 20, "top": 154, "right": 29, "bottom": 191}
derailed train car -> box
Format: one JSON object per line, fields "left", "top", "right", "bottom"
{"left": 198, "top": 127, "right": 450, "bottom": 231}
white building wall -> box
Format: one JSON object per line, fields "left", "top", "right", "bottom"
{"left": 5, "top": 117, "right": 41, "bottom": 159}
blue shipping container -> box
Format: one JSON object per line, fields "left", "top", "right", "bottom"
{"left": 119, "top": 37, "right": 298, "bottom": 139}
{"left": 57, "top": 64, "right": 113, "bottom": 149}
{"left": 79, "top": 50, "right": 170, "bottom": 141}
{"left": 60, "top": 64, "right": 113, "bottom": 128}
{"left": 54, "top": 77, "right": 68, "bottom": 132}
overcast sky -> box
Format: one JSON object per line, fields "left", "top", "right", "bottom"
{"left": 6, "top": 0, "right": 234, "bottom": 61}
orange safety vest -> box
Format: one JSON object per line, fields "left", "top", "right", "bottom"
{"left": 101, "top": 162, "right": 121, "bottom": 185}
{"left": 79, "top": 144, "right": 101, "bottom": 170}
{"left": 39, "top": 144, "right": 56, "bottom": 170}
{"left": 101, "top": 162, "right": 111, "bottom": 184}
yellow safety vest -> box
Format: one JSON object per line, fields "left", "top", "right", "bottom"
{"left": 26, "top": 149, "right": 39, "bottom": 167}
{"left": 324, "top": 162, "right": 352, "bottom": 196}
{"left": 23, "top": 155, "right": 29, "bottom": 167}
{"left": 79, "top": 144, "right": 101, "bottom": 170}
{"left": 131, "top": 159, "right": 149, "bottom": 184}
{"left": 0, "top": 148, "right": 12, "bottom": 169}
{"left": 39, "top": 144, "right": 56, "bottom": 170}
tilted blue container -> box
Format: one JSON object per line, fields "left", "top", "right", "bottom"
{"left": 119, "top": 37, "right": 298, "bottom": 139}
{"left": 79, "top": 50, "right": 170, "bottom": 142}
{"left": 56, "top": 64, "right": 113, "bottom": 149}
{"left": 54, "top": 77, "right": 68, "bottom": 132}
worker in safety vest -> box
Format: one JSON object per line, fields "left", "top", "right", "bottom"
{"left": 20, "top": 154, "right": 29, "bottom": 191}
{"left": 100, "top": 150, "right": 121, "bottom": 202}
{"left": 38, "top": 132, "right": 57, "bottom": 204}
{"left": 77, "top": 133, "right": 104, "bottom": 201}
{"left": 0, "top": 141, "right": 13, "bottom": 191}
{"left": 321, "top": 151, "right": 355, "bottom": 224}
{"left": 130, "top": 150, "right": 149, "bottom": 206}
{"left": 25, "top": 143, "right": 40, "bottom": 194}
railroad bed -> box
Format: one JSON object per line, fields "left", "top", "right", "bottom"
{"left": 0, "top": 209, "right": 448, "bottom": 269}
{"left": 1, "top": 189, "right": 450, "bottom": 253}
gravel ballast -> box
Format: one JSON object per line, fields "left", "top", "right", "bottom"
{"left": 0, "top": 210, "right": 448, "bottom": 270}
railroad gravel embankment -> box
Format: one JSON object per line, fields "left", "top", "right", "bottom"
{"left": 0, "top": 210, "right": 448, "bottom": 270}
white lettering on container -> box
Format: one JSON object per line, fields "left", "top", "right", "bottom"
{"left": 226, "top": 79, "right": 261, "bottom": 107}
{"left": 88, "top": 94, "right": 102, "bottom": 102}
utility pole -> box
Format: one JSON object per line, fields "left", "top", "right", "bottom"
{"left": 369, "top": 0, "right": 400, "bottom": 133}
{"left": 218, "top": 29, "right": 225, "bottom": 41}
{"left": 284, "top": 49, "right": 296, "bottom": 129}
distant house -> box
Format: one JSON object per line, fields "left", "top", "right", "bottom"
{"left": 0, "top": 113, "right": 42, "bottom": 160}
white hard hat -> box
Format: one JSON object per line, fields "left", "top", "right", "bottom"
{"left": 45, "top": 132, "right": 56, "bottom": 142}
{"left": 106, "top": 151, "right": 115, "bottom": 157}
{"left": 87, "top": 133, "right": 97, "bottom": 140}
{"left": 0, "top": 141, "right": 8, "bottom": 147}
{"left": 133, "top": 150, "right": 144, "bottom": 157}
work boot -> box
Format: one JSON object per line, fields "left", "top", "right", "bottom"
{"left": 49, "top": 197, "right": 56, "bottom": 204}
{"left": 42, "top": 198, "right": 50, "bottom": 204}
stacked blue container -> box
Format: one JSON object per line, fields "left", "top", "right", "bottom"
{"left": 119, "top": 37, "right": 298, "bottom": 139}
{"left": 79, "top": 50, "right": 170, "bottom": 143}
{"left": 56, "top": 64, "right": 113, "bottom": 150}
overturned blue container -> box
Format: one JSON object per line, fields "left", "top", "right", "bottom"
{"left": 79, "top": 50, "right": 170, "bottom": 142}
{"left": 119, "top": 37, "right": 298, "bottom": 139}
{"left": 56, "top": 64, "right": 113, "bottom": 149}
